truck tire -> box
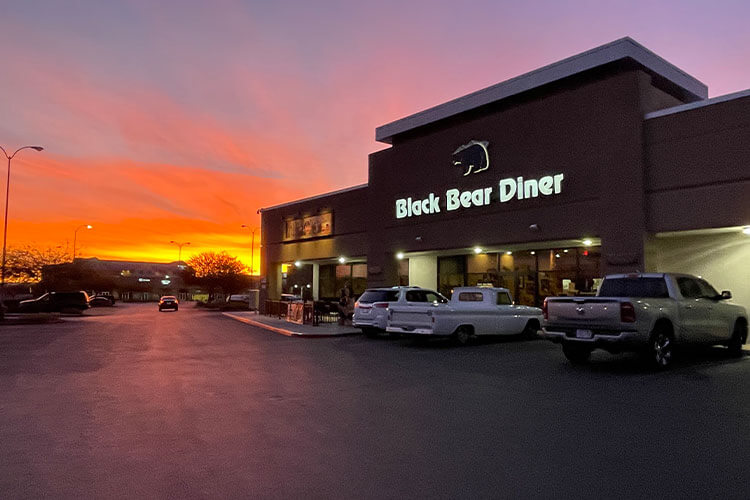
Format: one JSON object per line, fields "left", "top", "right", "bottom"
{"left": 453, "top": 326, "right": 471, "bottom": 346}
{"left": 727, "top": 320, "right": 747, "bottom": 357}
{"left": 362, "top": 327, "right": 379, "bottom": 338}
{"left": 522, "top": 320, "right": 540, "bottom": 339}
{"left": 562, "top": 343, "right": 591, "bottom": 364}
{"left": 647, "top": 328, "right": 675, "bottom": 369}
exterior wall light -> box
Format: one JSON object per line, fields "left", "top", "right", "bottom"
{"left": 396, "top": 252, "right": 404, "bottom": 260}
{"left": 294, "top": 260, "right": 302, "bottom": 267}
{"left": 743, "top": 226, "right": 750, "bottom": 235}
{"left": 563, "top": 249, "right": 569, "bottom": 253}
{"left": 338, "top": 257, "right": 346, "bottom": 264}
{"left": 583, "top": 239, "right": 593, "bottom": 246}
{"left": 505, "top": 251, "right": 512, "bottom": 255}
{"left": 530, "top": 251, "right": 536, "bottom": 255}
{"left": 473, "top": 247, "right": 482, "bottom": 254}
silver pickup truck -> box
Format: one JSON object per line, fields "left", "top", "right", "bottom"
{"left": 542, "top": 273, "right": 748, "bottom": 368}
{"left": 386, "top": 286, "right": 543, "bottom": 345}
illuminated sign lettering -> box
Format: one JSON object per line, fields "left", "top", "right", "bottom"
{"left": 395, "top": 174, "right": 564, "bottom": 219}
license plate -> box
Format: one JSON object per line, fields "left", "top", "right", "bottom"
{"left": 575, "top": 329, "right": 593, "bottom": 339}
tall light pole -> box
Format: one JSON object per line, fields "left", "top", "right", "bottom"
{"left": 170, "top": 240, "right": 190, "bottom": 262}
{"left": 0, "top": 145, "right": 43, "bottom": 301}
{"left": 240, "top": 225, "right": 258, "bottom": 275}
{"left": 72, "top": 224, "right": 93, "bottom": 261}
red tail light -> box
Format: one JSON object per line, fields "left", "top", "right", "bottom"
{"left": 374, "top": 302, "right": 389, "bottom": 308}
{"left": 620, "top": 302, "right": 636, "bottom": 323}
{"left": 542, "top": 298, "right": 548, "bottom": 320}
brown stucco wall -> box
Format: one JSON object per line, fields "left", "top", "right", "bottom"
{"left": 366, "top": 68, "right": 667, "bottom": 284}
{"left": 644, "top": 94, "right": 750, "bottom": 232}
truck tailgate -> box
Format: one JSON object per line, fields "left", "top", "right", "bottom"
{"left": 546, "top": 298, "right": 623, "bottom": 328}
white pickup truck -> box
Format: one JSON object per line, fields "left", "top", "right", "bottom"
{"left": 386, "top": 286, "right": 543, "bottom": 345}
{"left": 542, "top": 273, "right": 748, "bottom": 368}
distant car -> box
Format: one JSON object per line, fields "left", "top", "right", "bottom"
{"left": 18, "top": 291, "right": 90, "bottom": 313}
{"left": 353, "top": 286, "right": 448, "bottom": 337}
{"left": 158, "top": 296, "right": 179, "bottom": 311}
{"left": 226, "top": 294, "right": 250, "bottom": 304}
{"left": 89, "top": 295, "right": 115, "bottom": 307}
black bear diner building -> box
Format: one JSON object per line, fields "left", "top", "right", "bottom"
{"left": 259, "top": 38, "right": 750, "bottom": 310}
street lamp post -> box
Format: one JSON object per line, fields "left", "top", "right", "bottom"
{"left": 72, "top": 224, "right": 93, "bottom": 261}
{"left": 169, "top": 240, "right": 190, "bottom": 262}
{"left": 0, "top": 145, "right": 43, "bottom": 312}
{"left": 240, "top": 225, "right": 258, "bottom": 275}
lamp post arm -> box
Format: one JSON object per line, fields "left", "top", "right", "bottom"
{"left": 1, "top": 156, "right": 10, "bottom": 286}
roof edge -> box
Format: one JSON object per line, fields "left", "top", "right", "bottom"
{"left": 645, "top": 88, "right": 750, "bottom": 120}
{"left": 259, "top": 183, "right": 368, "bottom": 213}
{"left": 376, "top": 37, "right": 708, "bottom": 143}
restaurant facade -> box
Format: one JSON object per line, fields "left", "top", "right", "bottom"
{"left": 260, "top": 38, "right": 750, "bottom": 310}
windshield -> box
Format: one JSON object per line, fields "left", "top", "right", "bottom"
{"left": 598, "top": 278, "right": 669, "bottom": 298}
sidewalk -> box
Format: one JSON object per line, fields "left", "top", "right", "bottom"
{"left": 222, "top": 311, "right": 361, "bottom": 337}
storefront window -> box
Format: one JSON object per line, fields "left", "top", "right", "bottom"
{"left": 282, "top": 262, "right": 313, "bottom": 299}
{"left": 319, "top": 263, "right": 368, "bottom": 300}
{"left": 438, "top": 256, "right": 466, "bottom": 298}
{"left": 447, "top": 247, "right": 601, "bottom": 306}
{"left": 398, "top": 259, "right": 409, "bottom": 286}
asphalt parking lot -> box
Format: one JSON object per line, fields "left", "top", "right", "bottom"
{"left": 1, "top": 303, "right": 748, "bottom": 499}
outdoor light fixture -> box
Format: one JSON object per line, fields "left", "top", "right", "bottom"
{"left": 530, "top": 251, "right": 536, "bottom": 255}
{"left": 396, "top": 252, "right": 404, "bottom": 260}
{"left": 294, "top": 260, "right": 302, "bottom": 267}
{"left": 306, "top": 284, "right": 311, "bottom": 288}
{"left": 743, "top": 226, "right": 750, "bottom": 236}
{"left": 555, "top": 253, "right": 561, "bottom": 258}
{"left": 583, "top": 239, "right": 593, "bottom": 246}
{"left": 505, "top": 251, "right": 512, "bottom": 255}
{"left": 473, "top": 247, "right": 482, "bottom": 254}
{"left": 563, "top": 249, "right": 569, "bottom": 253}
{"left": 338, "top": 256, "right": 346, "bottom": 264}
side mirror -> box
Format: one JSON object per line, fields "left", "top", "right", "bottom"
{"left": 721, "top": 290, "right": 732, "bottom": 300}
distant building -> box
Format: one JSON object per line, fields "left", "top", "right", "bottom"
{"left": 41, "top": 257, "right": 200, "bottom": 301}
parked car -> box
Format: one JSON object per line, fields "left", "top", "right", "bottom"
{"left": 158, "top": 296, "right": 179, "bottom": 311}
{"left": 18, "top": 291, "right": 90, "bottom": 313}
{"left": 89, "top": 295, "right": 115, "bottom": 307}
{"left": 353, "top": 286, "right": 448, "bottom": 337}
{"left": 386, "top": 286, "right": 542, "bottom": 345}
{"left": 542, "top": 273, "right": 748, "bottom": 368}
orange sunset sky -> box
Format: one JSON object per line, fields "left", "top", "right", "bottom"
{"left": 2, "top": 1, "right": 749, "bottom": 272}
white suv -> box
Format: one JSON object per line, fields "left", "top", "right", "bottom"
{"left": 353, "top": 286, "right": 448, "bottom": 337}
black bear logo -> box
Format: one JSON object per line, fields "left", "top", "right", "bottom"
{"left": 452, "top": 140, "right": 489, "bottom": 176}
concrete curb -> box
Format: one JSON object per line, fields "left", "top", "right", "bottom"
{"left": 222, "top": 313, "right": 359, "bottom": 338}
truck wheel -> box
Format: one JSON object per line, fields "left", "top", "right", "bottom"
{"left": 362, "top": 327, "right": 378, "bottom": 338}
{"left": 727, "top": 321, "right": 747, "bottom": 357}
{"left": 453, "top": 326, "right": 471, "bottom": 346}
{"left": 562, "top": 343, "right": 591, "bottom": 364}
{"left": 648, "top": 329, "right": 675, "bottom": 369}
{"left": 522, "top": 320, "right": 540, "bottom": 340}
